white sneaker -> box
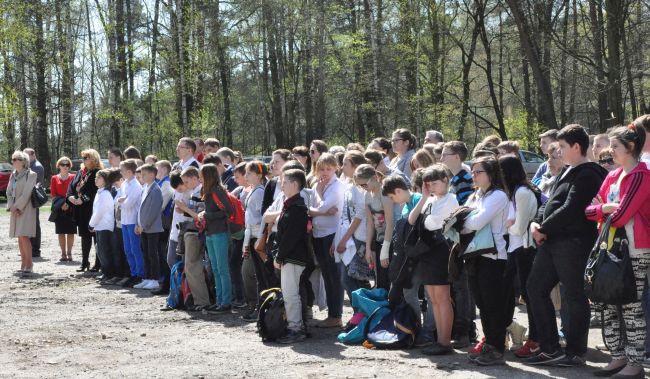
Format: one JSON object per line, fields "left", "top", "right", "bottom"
{"left": 133, "top": 280, "right": 149, "bottom": 289}
{"left": 144, "top": 280, "right": 160, "bottom": 290}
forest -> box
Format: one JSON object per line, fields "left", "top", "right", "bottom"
{"left": 0, "top": 0, "right": 647, "bottom": 178}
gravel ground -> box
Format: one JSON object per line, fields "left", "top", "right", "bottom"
{"left": 0, "top": 208, "right": 618, "bottom": 378}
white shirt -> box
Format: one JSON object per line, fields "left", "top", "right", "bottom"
{"left": 463, "top": 189, "right": 509, "bottom": 260}
{"left": 120, "top": 177, "right": 143, "bottom": 225}
{"left": 178, "top": 157, "right": 200, "bottom": 171}
{"left": 170, "top": 190, "right": 193, "bottom": 242}
{"left": 642, "top": 152, "right": 650, "bottom": 169}
{"left": 244, "top": 184, "right": 265, "bottom": 247}
{"left": 89, "top": 188, "right": 115, "bottom": 232}
{"left": 423, "top": 193, "right": 459, "bottom": 231}
{"left": 311, "top": 176, "right": 345, "bottom": 238}
{"left": 507, "top": 187, "right": 538, "bottom": 252}
{"left": 159, "top": 179, "right": 174, "bottom": 211}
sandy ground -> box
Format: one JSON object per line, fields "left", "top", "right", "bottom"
{"left": 0, "top": 207, "right": 619, "bottom": 378}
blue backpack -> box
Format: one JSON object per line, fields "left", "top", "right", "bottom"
{"left": 363, "top": 301, "right": 419, "bottom": 349}
{"left": 166, "top": 261, "right": 185, "bottom": 309}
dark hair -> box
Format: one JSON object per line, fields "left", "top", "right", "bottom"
{"left": 106, "top": 168, "right": 122, "bottom": 185}
{"left": 557, "top": 124, "right": 590, "bottom": 156}
{"left": 273, "top": 149, "right": 292, "bottom": 162}
{"left": 539, "top": 129, "right": 559, "bottom": 140}
{"left": 422, "top": 163, "right": 452, "bottom": 183}
{"left": 233, "top": 162, "right": 247, "bottom": 175}
{"left": 392, "top": 128, "right": 417, "bottom": 150}
{"left": 123, "top": 145, "right": 142, "bottom": 159}
{"left": 217, "top": 147, "right": 236, "bottom": 162}
{"left": 497, "top": 141, "right": 520, "bottom": 155}
{"left": 282, "top": 160, "right": 305, "bottom": 172}
{"left": 632, "top": 114, "right": 650, "bottom": 133}
{"left": 346, "top": 142, "right": 365, "bottom": 152}
{"left": 179, "top": 137, "right": 197, "bottom": 153}
{"left": 283, "top": 169, "right": 306, "bottom": 190}
{"left": 108, "top": 147, "right": 124, "bottom": 160}
{"left": 202, "top": 153, "right": 222, "bottom": 165}
{"left": 204, "top": 138, "right": 221, "bottom": 149}
{"left": 343, "top": 150, "right": 367, "bottom": 168}
{"left": 443, "top": 141, "right": 469, "bottom": 161}
{"left": 411, "top": 168, "right": 424, "bottom": 192}
{"left": 609, "top": 125, "right": 646, "bottom": 159}
{"left": 292, "top": 146, "right": 309, "bottom": 157}
{"left": 471, "top": 156, "right": 507, "bottom": 197}
{"left": 310, "top": 140, "right": 328, "bottom": 155}
{"left": 482, "top": 134, "right": 502, "bottom": 146}
{"left": 200, "top": 163, "right": 224, "bottom": 200}
{"left": 381, "top": 175, "right": 409, "bottom": 196}
{"left": 409, "top": 149, "right": 435, "bottom": 172}
{"left": 96, "top": 169, "right": 113, "bottom": 189}
{"left": 335, "top": 152, "right": 345, "bottom": 168}
{"left": 120, "top": 158, "right": 138, "bottom": 173}
{"left": 170, "top": 171, "right": 184, "bottom": 189}
{"left": 498, "top": 155, "right": 535, "bottom": 200}
{"left": 180, "top": 166, "right": 200, "bottom": 178}
{"left": 363, "top": 150, "right": 384, "bottom": 166}
{"left": 246, "top": 160, "right": 269, "bottom": 178}
{"left": 140, "top": 163, "right": 158, "bottom": 176}
{"left": 372, "top": 137, "right": 392, "bottom": 153}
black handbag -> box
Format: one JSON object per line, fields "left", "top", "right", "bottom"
{"left": 404, "top": 213, "right": 430, "bottom": 259}
{"left": 584, "top": 216, "right": 637, "bottom": 305}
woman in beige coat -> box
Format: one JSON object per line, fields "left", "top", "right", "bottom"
{"left": 7, "top": 151, "right": 37, "bottom": 276}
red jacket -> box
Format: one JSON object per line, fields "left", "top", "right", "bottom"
{"left": 585, "top": 163, "right": 650, "bottom": 248}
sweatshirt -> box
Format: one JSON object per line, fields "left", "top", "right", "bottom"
{"left": 276, "top": 194, "right": 310, "bottom": 266}
{"left": 203, "top": 187, "right": 233, "bottom": 235}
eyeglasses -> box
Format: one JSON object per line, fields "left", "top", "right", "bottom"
{"left": 441, "top": 152, "right": 457, "bottom": 157}
{"left": 471, "top": 170, "right": 486, "bottom": 176}
{"left": 309, "top": 150, "right": 317, "bottom": 154}
{"left": 59, "top": 163, "right": 71, "bottom": 167}
{"left": 599, "top": 158, "right": 614, "bottom": 165}
{"left": 83, "top": 156, "right": 90, "bottom": 160}
{"left": 391, "top": 138, "right": 405, "bottom": 143}
{"left": 11, "top": 158, "right": 23, "bottom": 162}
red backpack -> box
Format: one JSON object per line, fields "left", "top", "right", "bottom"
{"left": 211, "top": 191, "right": 245, "bottom": 235}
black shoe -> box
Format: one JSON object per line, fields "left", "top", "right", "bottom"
{"left": 413, "top": 333, "right": 434, "bottom": 348}
{"left": 89, "top": 266, "right": 100, "bottom": 273}
{"left": 555, "top": 354, "right": 586, "bottom": 367}
{"left": 99, "top": 277, "right": 113, "bottom": 285}
{"left": 122, "top": 277, "right": 142, "bottom": 288}
{"left": 208, "top": 305, "right": 232, "bottom": 314}
{"left": 151, "top": 287, "right": 169, "bottom": 296}
{"left": 77, "top": 263, "right": 90, "bottom": 272}
{"left": 423, "top": 343, "right": 454, "bottom": 356}
{"left": 525, "top": 349, "right": 566, "bottom": 365}
{"left": 612, "top": 370, "right": 645, "bottom": 379}
{"left": 594, "top": 364, "right": 626, "bottom": 377}
{"left": 277, "top": 330, "right": 307, "bottom": 344}
{"left": 242, "top": 309, "right": 259, "bottom": 322}
{"left": 451, "top": 335, "right": 470, "bottom": 349}
{"left": 116, "top": 277, "right": 131, "bottom": 286}
{"left": 105, "top": 277, "right": 121, "bottom": 285}
{"left": 232, "top": 300, "right": 248, "bottom": 309}
{"left": 473, "top": 344, "right": 505, "bottom": 366}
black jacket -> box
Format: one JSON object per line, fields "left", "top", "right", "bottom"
{"left": 261, "top": 178, "right": 278, "bottom": 215}
{"left": 537, "top": 162, "right": 607, "bottom": 243}
{"left": 66, "top": 168, "right": 99, "bottom": 236}
{"left": 276, "top": 194, "right": 310, "bottom": 266}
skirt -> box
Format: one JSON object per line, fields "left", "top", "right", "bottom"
{"left": 54, "top": 212, "right": 77, "bottom": 235}
{"left": 415, "top": 241, "right": 451, "bottom": 286}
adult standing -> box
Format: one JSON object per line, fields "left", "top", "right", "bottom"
{"left": 171, "top": 137, "right": 200, "bottom": 172}
{"left": 67, "top": 149, "right": 103, "bottom": 272}
{"left": 526, "top": 125, "right": 607, "bottom": 367}
{"left": 423, "top": 130, "right": 445, "bottom": 144}
{"left": 390, "top": 128, "right": 417, "bottom": 179}
{"left": 23, "top": 148, "right": 43, "bottom": 258}
{"left": 50, "top": 157, "right": 76, "bottom": 261}
{"left": 7, "top": 151, "right": 37, "bottom": 276}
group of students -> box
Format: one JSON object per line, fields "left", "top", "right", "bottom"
{"left": 13, "top": 117, "right": 650, "bottom": 373}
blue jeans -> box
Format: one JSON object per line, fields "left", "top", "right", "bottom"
{"left": 313, "top": 234, "right": 342, "bottom": 319}
{"left": 121, "top": 224, "right": 144, "bottom": 278}
{"left": 206, "top": 232, "right": 232, "bottom": 306}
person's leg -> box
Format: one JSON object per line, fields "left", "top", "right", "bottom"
{"left": 66, "top": 234, "right": 75, "bottom": 258}
{"left": 643, "top": 279, "right": 650, "bottom": 357}
{"left": 81, "top": 235, "right": 92, "bottom": 268}
{"left": 57, "top": 234, "right": 66, "bottom": 257}
{"left": 451, "top": 268, "right": 472, "bottom": 343}
{"left": 602, "top": 303, "right": 626, "bottom": 362}
{"left": 282, "top": 263, "right": 306, "bottom": 331}
{"left": 149, "top": 233, "right": 161, "bottom": 281}
{"left": 504, "top": 252, "right": 518, "bottom": 323}
{"left": 249, "top": 238, "right": 270, "bottom": 296}
{"left": 313, "top": 234, "right": 342, "bottom": 320}
{"left": 338, "top": 261, "right": 362, "bottom": 306}
{"left": 122, "top": 225, "right": 137, "bottom": 276}
{"left": 158, "top": 231, "right": 170, "bottom": 288}
{"left": 476, "top": 258, "right": 509, "bottom": 353}
{"left": 514, "top": 247, "right": 537, "bottom": 341}
{"left": 622, "top": 253, "right": 650, "bottom": 368}
{"left": 229, "top": 238, "right": 245, "bottom": 303}
{"left": 141, "top": 233, "right": 152, "bottom": 280}
{"left": 373, "top": 241, "right": 390, "bottom": 290}
{"left": 30, "top": 209, "right": 41, "bottom": 257}
{"left": 526, "top": 241, "right": 561, "bottom": 354}
{"left": 241, "top": 254, "right": 258, "bottom": 309}
{"left": 167, "top": 239, "right": 178, "bottom": 269}
{"left": 183, "top": 232, "right": 210, "bottom": 306}
{"left": 552, "top": 238, "right": 590, "bottom": 357}
{"left": 428, "top": 284, "right": 454, "bottom": 346}
{"left": 214, "top": 233, "right": 232, "bottom": 306}
{"left": 95, "top": 231, "right": 110, "bottom": 277}
{"left": 403, "top": 279, "right": 423, "bottom": 324}
{"left": 127, "top": 226, "right": 144, "bottom": 278}
{"left": 19, "top": 236, "right": 33, "bottom": 269}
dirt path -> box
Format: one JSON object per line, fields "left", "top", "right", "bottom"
{"left": 0, "top": 209, "right": 612, "bottom": 378}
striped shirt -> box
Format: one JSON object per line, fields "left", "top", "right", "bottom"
{"left": 450, "top": 169, "right": 474, "bottom": 206}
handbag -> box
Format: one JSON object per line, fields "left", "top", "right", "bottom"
{"left": 31, "top": 182, "right": 48, "bottom": 208}
{"left": 347, "top": 237, "right": 374, "bottom": 282}
{"left": 584, "top": 216, "right": 637, "bottom": 305}
{"left": 404, "top": 213, "right": 429, "bottom": 259}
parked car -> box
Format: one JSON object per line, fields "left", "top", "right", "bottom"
{"left": 0, "top": 162, "right": 12, "bottom": 197}
{"left": 465, "top": 149, "right": 545, "bottom": 179}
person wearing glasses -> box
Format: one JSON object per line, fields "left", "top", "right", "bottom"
{"left": 389, "top": 128, "right": 417, "bottom": 179}
{"left": 307, "top": 140, "right": 328, "bottom": 188}
{"left": 67, "top": 149, "right": 103, "bottom": 272}
{"left": 51, "top": 157, "right": 76, "bottom": 262}
{"left": 598, "top": 148, "right": 620, "bottom": 172}
{"left": 171, "top": 137, "right": 200, "bottom": 173}
{"left": 7, "top": 151, "right": 38, "bottom": 277}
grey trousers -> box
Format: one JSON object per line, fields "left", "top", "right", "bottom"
{"left": 184, "top": 232, "right": 210, "bottom": 306}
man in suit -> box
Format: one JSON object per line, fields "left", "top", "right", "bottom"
{"left": 23, "top": 148, "right": 43, "bottom": 258}
{"left": 135, "top": 164, "right": 164, "bottom": 291}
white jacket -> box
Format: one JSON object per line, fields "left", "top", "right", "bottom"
{"left": 120, "top": 177, "right": 143, "bottom": 225}
{"left": 89, "top": 188, "right": 115, "bottom": 232}
{"left": 507, "top": 187, "right": 538, "bottom": 252}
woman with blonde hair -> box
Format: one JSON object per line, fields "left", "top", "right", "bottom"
{"left": 51, "top": 156, "right": 76, "bottom": 261}
{"left": 7, "top": 151, "right": 38, "bottom": 276}
{"left": 66, "top": 149, "right": 103, "bottom": 271}
{"left": 409, "top": 148, "right": 435, "bottom": 172}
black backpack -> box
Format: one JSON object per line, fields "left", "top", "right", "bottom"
{"left": 257, "top": 288, "right": 287, "bottom": 342}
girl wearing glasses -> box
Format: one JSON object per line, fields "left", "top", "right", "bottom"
{"left": 389, "top": 128, "right": 417, "bottom": 179}
{"left": 51, "top": 157, "right": 76, "bottom": 261}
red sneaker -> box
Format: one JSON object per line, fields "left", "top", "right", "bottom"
{"left": 468, "top": 337, "right": 486, "bottom": 360}
{"left": 515, "top": 340, "right": 540, "bottom": 358}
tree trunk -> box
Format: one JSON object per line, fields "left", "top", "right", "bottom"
{"left": 621, "top": 6, "right": 636, "bottom": 119}
{"left": 148, "top": 0, "right": 160, "bottom": 152}
{"left": 126, "top": 0, "right": 134, "bottom": 100}
{"left": 174, "top": 0, "right": 189, "bottom": 135}
{"left": 589, "top": 0, "right": 609, "bottom": 131}
{"left": 32, "top": 0, "right": 51, "bottom": 178}
{"left": 85, "top": 0, "right": 98, "bottom": 148}
{"left": 363, "top": 0, "right": 382, "bottom": 137}
{"left": 605, "top": 0, "right": 624, "bottom": 127}
{"left": 458, "top": 18, "right": 480, "bottom": 142}
{"left": 302, "top": 0, "right": 314, "bottom": 145}
{"left": 558, "top": 0, "right": 569, "bottom": 126}
{"left": 263, "top": 0, "right": 285, "bottom": 147}
{"left": 56, "top": 0, "right": 74, "bottom": 157}
{"left": 313, "top": 0, "right": 326, "bottom": 139}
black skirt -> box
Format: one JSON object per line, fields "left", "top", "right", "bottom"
{"left": 415, "top": 240, "right": 451, "bottom": 286}
{"left": 54, "top": 212, "right": 77, "bottom": 234}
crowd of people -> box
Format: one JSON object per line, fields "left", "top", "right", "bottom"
{"left": 6, "top": 116, "right": 650, "bottom": 375}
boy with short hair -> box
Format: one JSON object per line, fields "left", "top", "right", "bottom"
{"left": 118, "top": 159, "right": 145, "bottom": 287}
{"left": 440, "top": 141, "right": 473, "bottom": 206}
{"left": 275, "top": 169, "right": 310, "bottom": 344}
{"left": 135, "top": 164, "right": 164, "bottom": 291}
{"left": 532, "top": 129, "right": 559, "bottom": 184}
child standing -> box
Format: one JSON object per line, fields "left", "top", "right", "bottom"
{"left": 118, "top": 159, "right": 144, "bottom": 287}
{"left": 89, "top": 169, "right": 116, "bottom": 283}
{"left": 135, "top": 164, "right": 164, "bottom": 291}
{"left": 242, "top": 161, "right": 268, "bottom": 305}
{"left": 275, "top": 169, "right": 310, "bottom": 344}
{"left": 200, "top": 164, "right": 234, "bottom": 314}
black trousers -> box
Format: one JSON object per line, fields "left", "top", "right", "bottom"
{"left": 468, "top": 257, "right": 510, "bottom": 353}
{"left": 30, "top": 209, "right": 41, "bottom": 256}
{"left": 95, "top": 230, "right": 117, "bottom": 277}
{"left": 527, "top": 237, "right": 591, "bottom": 356}
{"left": 505, "top": 247, "right": 537, "bottom": 341}
{"left": 113, "top": 226, "right": 130, "bottom": 277}
{"left": 81, "top": 234, "right": 96, "bottom": 267}
{"left": 229, "top": 237, "right": 245, "bottom": 302}
{"left": 372, "top": 240, "right": 391, "bottom": 291}
{"left": 158, "top": 229, "right": 171, "bottom": 288}
{"left": 141, "top": 232, "right": 161, "bottom": 280}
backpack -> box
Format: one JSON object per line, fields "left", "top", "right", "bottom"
{"left": 257, "top": 288, "right": 287, "bottom": 342}
{"left": 363, "top": 301, "right": 419, "bottom": 349}
{"left": 181, "top": 273, "right": 194, "bottom": 309}
{"left": 166, "top": 261, "right": 185, "bottom": 309}
{"left": 211, "top": 191, "right": 245, "bottom": 235}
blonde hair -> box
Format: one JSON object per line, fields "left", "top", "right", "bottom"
{"left": 56, "top": 156, "right": 72, "bottom": 168}
{"left": 11, "top": 151, "right": 29, "bottom": 169}
{"left": 315, "top": 153, "right": 338, "bottom": 174}
{"left": 353, "top": 163, "right": 384, "bottom": 184}
{"left": 81, "top": 149, "right": 104, "bottom": 170}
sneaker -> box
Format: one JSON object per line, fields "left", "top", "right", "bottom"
{"left": 423, "top": 343, "right": 454, "bottom": 356}
{"left": 204, "top": 304, "right": 220, "bottom": 312}
{"left": 242, "top": 309, "right": 259, "bottom": 322}
{"left": 414, "top": 332, "right": 434, "bottom": 348}
{"left": 473, "top": 344, "right": 506, "bottom": 366}
{"left": 106, "top": 277, "right": 122, "bottom": 285}
{"left": 117, "top": 277, "right": 132, "bottom": 286}
{"left": 99, "top": 276, "right": 113, "bottom": 285}
{"left": 452, "top": 335, "right": 470, "bottom": 349}
{"left": 515, "top": 340, "right": 540, "bottom": 358}
{"left": 525, "top": 349, "right": 565, "bottom": 365}
{"left": 468, "top": 337, "right": 486, "bottom": 361}
{"left": 133, "top": 280, "right": 150, "bottom": 289}
{"left": 315, "top": 317, "right": 343, "bottom": 328}
{"left": 208, "top": 305, "right": 232, "bottom": 314}
{"left": 143, "top": 280, "right": 160, "bottom": 290}
{"left": 554, "top": 354, "right": 586, "bottom": 367}
{"left": 277, "top": 330, "right": 307, "bottom": 344}
{"left": 232, "top": 300, "right": 248, "bottom": 309}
